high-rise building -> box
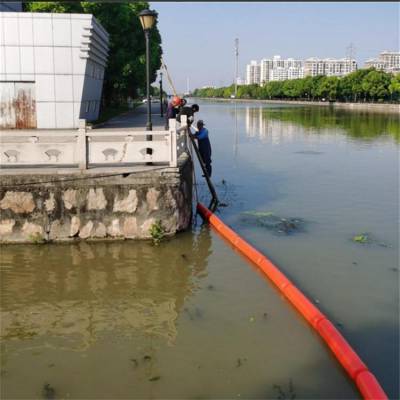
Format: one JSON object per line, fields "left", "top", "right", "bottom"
{"left": 260, "top": 59, "right": 273, "bottom": 84}
{"left": 365, "top": 51, "right": 400, "bottom": 73}
{"left": 246, "top": 60, "right": 260, "bottom": 85}
{"left": 304, "top": 58, "right": 357, "bottom": 77}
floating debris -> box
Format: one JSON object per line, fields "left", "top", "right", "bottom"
{"left": 42, "top": 383, "right": 55, "bottom": 400}
{"left": 236, "top": 357, "right": 247, "bottom": 368}
{"left": 263, "top": 312, "right": 268, "bottom": 319}
{"left": 351, "top": 232, "right": 391, "bottom": 248}
{"left": 207, "top": 284, "right": 215, "bottom": 291}
{"left": 272, "top": 379, "right": 296, "bottom": 400}
{"left": 352, "top": 233, "right": 370, "bottom": 244}
{"left": 143, "top": 355, "right": 152, "bottom": 362}
{"left": 149, "top": 376, "right": 160, "bottom": 382}
{"left": 130, "top": 358, "right": 138, "bottom": 367}
{"left": 241, "top": 211, "right": 306, "bottom": 236}
{"left": 294, "top": 150, "right": 324, "bottom": 155}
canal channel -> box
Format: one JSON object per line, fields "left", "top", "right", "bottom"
{"left": 1, "top": 100, "right": 398, "bottom": 399}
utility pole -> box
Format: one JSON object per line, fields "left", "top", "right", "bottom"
{"left": 234, "top": 38, "right": 239, "bottom": 97}
{"left": 346, "top": 43, "right": 356, "bottom": 61}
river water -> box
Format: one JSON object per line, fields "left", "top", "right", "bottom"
{"left": 1, "top": 101, "right": 398, "bottom": 399}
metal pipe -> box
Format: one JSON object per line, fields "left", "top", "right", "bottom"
{"left": 145, "top": 29, "right": 152, "bottom": 133}
{"left": 160, "top": 72, "right": 163, "bottom": 117}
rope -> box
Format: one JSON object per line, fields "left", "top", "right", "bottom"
{"left": 161, "top": 57, "right": 178, "bottom": 96}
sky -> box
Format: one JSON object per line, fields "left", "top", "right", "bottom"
{"left": 150, "top": 1, "right": 399, "bottom": 93}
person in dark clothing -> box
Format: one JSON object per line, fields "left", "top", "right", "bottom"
{"left": 191, "top": 120, "right": 212, "bottom": 177}
{"left": 176, "top": 104, "right": 199, "bottom": 126}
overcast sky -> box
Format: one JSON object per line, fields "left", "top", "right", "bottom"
{"left": 151, "top": 1, "right": 399, "bottom": 93}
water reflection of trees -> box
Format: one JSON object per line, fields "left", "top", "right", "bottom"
{"left": 0, "top": 231, "right": 212, "bottom": 350}
{"left": 244, "top": 106, "right": 399, "bottom": 143}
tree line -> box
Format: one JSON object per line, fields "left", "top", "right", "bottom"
{"left": 193, "top": 69, "right": 400, "bottom": 103}
{"left": 24, "top": 2, "right": 163, "bottom": 107}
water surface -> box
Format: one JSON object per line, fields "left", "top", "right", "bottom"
{"left": 1, "top": 102, "right": 398, "bottom": 399}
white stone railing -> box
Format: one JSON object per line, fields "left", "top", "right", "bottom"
{"left": 0, "top": 117, "right": 188, "bottom": 169}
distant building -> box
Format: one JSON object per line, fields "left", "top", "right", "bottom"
{"left": 246, "top": 60, "right": 260, "bottom": 85}
{"left": 365, "top": 51, "right": 400, "bottom": 74}
{"left": 258, "top": 56, "right": 304, "bottom": 83}
{"left": 0, "top": 11, "right": 109, "bottom": 129}
{"left": 260, "top": 59, "right": 273, "bottom": 84}
{"left": 304, "top": 58, "right": 357, "bottom": 77}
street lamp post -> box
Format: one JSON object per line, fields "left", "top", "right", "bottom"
{"left": 138, "top": 9, "right": 158, "bottom": 135}
{"left": 159, "top": 72, "right": 163, "bottom": 117}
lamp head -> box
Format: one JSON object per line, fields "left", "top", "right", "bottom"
{"left": 138, "top": 9, "right": 158, "bottom": 31}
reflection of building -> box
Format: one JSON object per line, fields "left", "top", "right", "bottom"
{"left": 365, "top": 51, "right": 400, "bottom": 74}
{"left": 304, "top": 58, "right": 357, "bottom": 77}
{"left": 244, "top": 107, "right": 311, "bottom": 144}
{"left": 0, "top": 236, "right": 211, "bottom": 350}
{"left": 0, "top": 10, "right": 109, "bottom": 128}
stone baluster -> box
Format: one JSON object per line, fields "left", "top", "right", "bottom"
{"left": 77, "top": 119, "right": 87, "bottom": 170}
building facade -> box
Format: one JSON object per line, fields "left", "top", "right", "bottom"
{"left": 0, "top": 11, "right": 109, "bottom": 129}
{"left": 365, "top": 51, "right": 400, "bottom": 74}
{"left": 304, "top": 58, "right": 357, "bottom": 77}
{"left": 246, "top": 60, "right": 261, "bottom": 85}
{"left": 249, "top": 56, "right": 304, "bottom": 84}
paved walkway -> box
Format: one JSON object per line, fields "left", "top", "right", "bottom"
{"left": 96, "top": 103, "right": 166, "bottom": 131}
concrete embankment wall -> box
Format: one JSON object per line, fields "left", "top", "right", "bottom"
{"left": 0, "top": 158, "right": 192, "bottom": 243}
{"left": 197, "top": 98, "right": 400, "bottom": 114}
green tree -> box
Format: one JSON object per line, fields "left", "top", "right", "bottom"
{"left": 389, "top": 74, "right": 400, "bottom": 101}
{"left": 24, "top": 1, "right": 162, "bottom": 106}
{"left": 317, "top": 76, "right": 339, "bottom": 101}
{"left": 362, "top": 70, "right": 391, "bottom": 101}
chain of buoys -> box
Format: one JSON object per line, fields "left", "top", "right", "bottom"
{"left": 196, "top": 202, "right": 388, "bottom": 400}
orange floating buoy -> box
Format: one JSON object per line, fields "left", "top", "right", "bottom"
{"left": 196, "top": 202, "right": 388, "bottom": 400}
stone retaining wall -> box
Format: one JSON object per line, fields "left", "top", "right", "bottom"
{"left": 0, "top": 157, "right": 192, "bottom": 243}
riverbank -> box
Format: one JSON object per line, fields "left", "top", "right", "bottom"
{"left": 195, "top": 97, "right": 400, "bottom": 114}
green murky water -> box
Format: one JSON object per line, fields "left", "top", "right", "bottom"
{"left": 1, "top": 102, "right": 398, "bottom": 399}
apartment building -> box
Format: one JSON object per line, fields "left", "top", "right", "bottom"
{"left": 260, "top": 58, "right": 273, "bottom": 84}
{"left": 304, "top": 58, "right": 357, "bottom": 77}
{"left": 365, "top": 51, "right": 400, "bottom": 73}
{"left": 246, "top": 60, "right": 261, "bottom": 85}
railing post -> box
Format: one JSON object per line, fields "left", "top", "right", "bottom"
{"left": 180, "top": 115, "right": 188, "bottom": 149}
{"left": 78, "top": 119, "right": 87, "bottom": 170}
{"left": 170, "top": 118, "right": 177, "bottom": 167}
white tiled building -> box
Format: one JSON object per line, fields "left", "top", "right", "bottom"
{"left": 252, "top": 56, "right": 304, "bottom": 84}
{"left": 365, "top": 51, "right": 400, "bottom": 74}
{"left": 246, "top": 60, "right": 260, "bottom": 85}
{"left": 0, "top": 11, "right": 109, "bottom": 129}
{"left": 304, "top": 58, "right": 357, "bottom": 77}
